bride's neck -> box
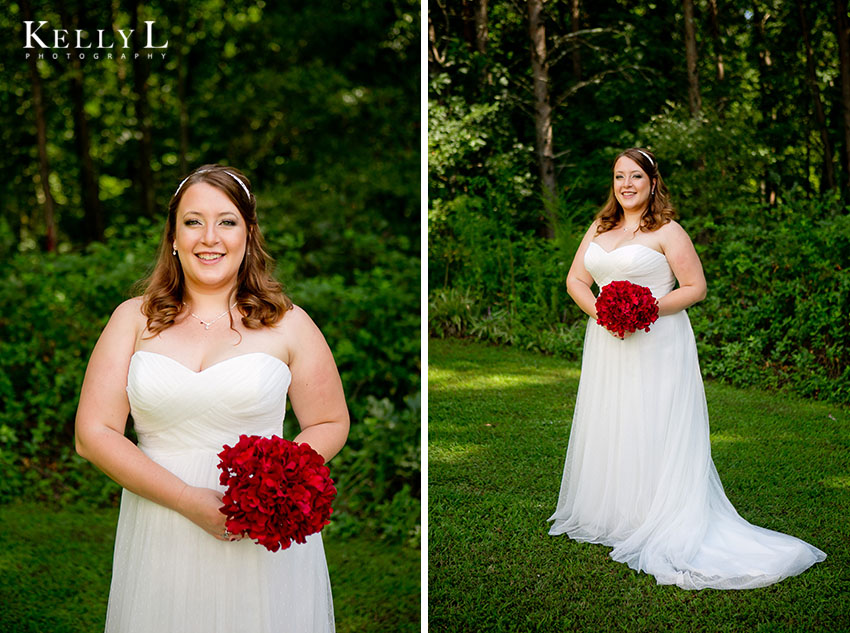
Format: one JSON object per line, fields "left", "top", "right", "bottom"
{"left": 621, "top": 210, "right": 644, "bottom": 227}
{"left": 183, "top": 287, "right": 237, "bottom": 315}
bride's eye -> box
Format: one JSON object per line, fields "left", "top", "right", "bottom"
{"left": 184, "top": 219, "right": 201, "bottom": 226}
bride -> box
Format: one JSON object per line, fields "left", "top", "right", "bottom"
{"left": 75, "top": 164, "right": 348, "bottom": 631}
{"left": 548, "top": 148, "right": 826, "bottom": 590}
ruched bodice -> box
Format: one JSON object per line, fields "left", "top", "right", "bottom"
{"left": 108, "top": 350, "right": 334, "bottom": 633}
{"left": 585, "top": 241, "right": 675, "bottom": 298}
{"left": 127, "top": 351, "right": 291, "bottom": 457}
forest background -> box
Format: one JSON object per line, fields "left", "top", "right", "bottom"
{"left": 428, "top": 0, "right": 850, "bottom": 407}
{"left": 0, "top": 0, "right": 420, "bottom": 554}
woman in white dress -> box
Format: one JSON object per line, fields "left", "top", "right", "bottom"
{"left": 548, "top": 148, "right": 825, "bottom": 590}
{"left": 75, "top": 164, "right": 348, "bottom": 631}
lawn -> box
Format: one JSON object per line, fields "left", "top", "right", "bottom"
{"left": 428, "top": 338, "right": 849, "bottom": 633}
{"left": 0, "top": 502, "right": 419, "bottom": 633}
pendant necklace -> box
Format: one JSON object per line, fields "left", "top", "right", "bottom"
{"left": 185, "top": 302, "right": 236, "bottom": 330}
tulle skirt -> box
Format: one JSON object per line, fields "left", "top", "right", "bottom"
{"left": 105, "top": 447, "right": 334, "bottom": 632}
{"left": 548, "top": 312, "right": 826, "bottom": 590}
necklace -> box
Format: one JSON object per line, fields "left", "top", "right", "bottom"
{"left": 622, "top": 223, "right": 640, "bottom": 232}
{"left": 185, "top": 302, "right": 236, "bottom": 330}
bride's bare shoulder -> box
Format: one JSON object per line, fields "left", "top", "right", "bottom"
{"left": 108, "top": 297, "right": 147, "bottom": 336}
{"left": 657, "top": 220, "right": 692, "bottom": 243}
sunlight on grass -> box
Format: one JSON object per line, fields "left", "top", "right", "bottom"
{"left": 430, "top": 367, "right": 580, "bottom": 391}
{"left": 821, "top": 475, "right": 850, "bottom": 489}
{"left": 709, "top": 432, "right": 752, "bottom": 444}
{"left": 430, "top": 444, "right": 487, "bottom": 464}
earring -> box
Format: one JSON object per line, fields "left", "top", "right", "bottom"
{"left": 172, "top": 245, "right": 177, "bottom": 255}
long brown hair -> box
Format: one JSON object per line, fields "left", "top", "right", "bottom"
{"left": 595, "top": 147, "right": 677, "bottom": 235}
{"left": 139, "top": 164, "right": 292, "bottom": 335}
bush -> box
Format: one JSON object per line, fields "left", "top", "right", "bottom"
{"left": 0, "top": 221, "right": 420, "bottom": 544}
{"left": 429, "top": 188, "right": 850, "bottom": 406}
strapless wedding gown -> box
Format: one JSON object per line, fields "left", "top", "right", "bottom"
{"left": 105, "top": 351, "right": 334, "bottom": 632}
{"left": 548, "top": 242, "right": 826, "bottom": 590}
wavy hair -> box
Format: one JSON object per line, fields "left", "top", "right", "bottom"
{"left": 138, "top": 164, "right": 292, "bottom": 336}
{"left": 595, "top": 147, "right": 677, "bottom": 235}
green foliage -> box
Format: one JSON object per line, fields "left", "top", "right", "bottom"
{"left": 0, "top": 221, "right": 420, "bottom": 543}
{"left": 0, "top": 0, "right": 420, "bottom": 545}
{"left": 429, "top": 0, "right": 850, "bottom": 407}
{"left": 428, "top": 287, "right": 479, "bottom": 338}
{"left": 327, "top": 395, "right": 421, "bottom": 548}
{"left": 690, "top": 196, "right": 850, "bottom": 404}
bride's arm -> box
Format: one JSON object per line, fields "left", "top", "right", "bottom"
{"left": 284, "top": 306, "right": 350, "bottom": 463}
{"left": 657, "top": 221, "right": 707, "bottom": 316}
{"left": 75, "top": 299, "right": 229, "bottom": 539}
{"left": 566, "top": 220, "right": 601, "bottom": 319}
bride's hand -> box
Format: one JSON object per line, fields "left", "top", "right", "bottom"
{"left": 176, "top": 485, "right": 242, "bottom": 541}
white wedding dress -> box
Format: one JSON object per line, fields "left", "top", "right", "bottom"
{"left": 105, "top": 351, "right": 334, "bottom": 632}
{"left": 548, "top": 242, "right": 826, "bottom": 590}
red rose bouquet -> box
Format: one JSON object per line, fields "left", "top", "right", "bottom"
{"left": 217, "top": 434, "right": 336, "bottom": 552}
{"left": 595, "top": 280, "right": 659, "bottom": 337}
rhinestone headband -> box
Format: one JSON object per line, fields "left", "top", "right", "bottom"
{"left": 635, "top": 149, "right": 655, "bottom": 167}
{"left": 173, "top": 170, "right": 251, "bottom": 199}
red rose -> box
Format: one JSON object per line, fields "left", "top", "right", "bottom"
{"left": 217, "top": 435, "right": 337, "bottom": 552}
{"left": 595, "top": 280, "right": 659, "bottom": 337}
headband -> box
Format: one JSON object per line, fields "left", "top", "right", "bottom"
{"left": 173, "top": 170, "right": 251, "bottom": 199}
{"left": 635, "top": 149, "right": 655, "bottom": 167}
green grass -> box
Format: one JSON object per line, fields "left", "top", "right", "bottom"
{"left": 0, "top": 502, "right": 419, "bottom": 633}
{"left": 428, "top": 338, "right": 850, "bottom": 633}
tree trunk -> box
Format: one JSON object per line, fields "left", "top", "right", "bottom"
{"left": 528, "top": 0, "right": 557, "bottom": 238}
{"left": 835, "top": 0, "right": 850, "bottom": 192}
{"left": 753, "top": 7, "right": 777, "bottom": 205}
{"left": 428, "top": 14, "right": 446, "bottom": 69}
{"left": 130, "top": 0, "right": 156, "bottom": 217}
{"left": 177, "top": 2, "right": 190, "bottom": 175}
{"left": 683, "top": 0, "right": 702, "bottom": 116}
{"left": 707, "top": 0, "right": 724, "bottom": 81}
{"left": 21, "top": 0, "right": 56, "bottom": 251}
{"left": 461, "top": 0, "right": 477, "bottom": 52}
{"left": 58, "top": 1, "right": 104, "bottom": 242}
{"left": 570, "top": 0, "right": 582, "bottom": 81}
{"left": 798, "top": 0, "right": 836, "bottom": 191}
{"left": 474, "top": 0, "right": 492, "bottom": 84}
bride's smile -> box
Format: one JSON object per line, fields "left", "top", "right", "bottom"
{"left": 173, "top": 182, "right": 248, "bottom": 292}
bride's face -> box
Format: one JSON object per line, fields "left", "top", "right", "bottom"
{"left": 613, "top": 156, "right": 652, "bottom": 213}
{"left": 173, "top": 182, "right": 248, "bottom": 293}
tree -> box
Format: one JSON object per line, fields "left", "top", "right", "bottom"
{"left": 129, "top": 0, "right": 156, "bottom": 218}
{"left": 20, "top": 0, "right": 56, "bottom": 251}
{"left": 798, "top": 0, "right": 836, "bottom": 191}
{"left": 683, "top": 0, "right": 701, "bottom": 116}
{"left": 528, "top": 0, "right": 557, "bottom": 238}
{"left": 57, "top": 0, "right": 105, "bottom": 242}
{"left": 835, "top": 0, "right": 850, "bottom": 192}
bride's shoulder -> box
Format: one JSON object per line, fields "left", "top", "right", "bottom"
{"left": 265, "top": 304, "right": 329, "bottom": 362}
{"left": 272, "top": 304, "right": 320, "bottom": 336}
{"left": 108, "top": 297, "right": 146, "bottom": 334}
{"left": 112, "top": 296, "right": 146, "bottom": 319}
{"left": 656, "top": 220, "right": 692, "bottom": 243}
